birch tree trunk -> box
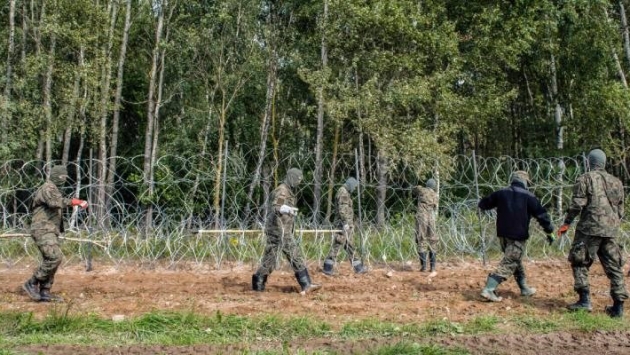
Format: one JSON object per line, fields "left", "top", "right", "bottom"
{"left": 325, "top": 123, "right": 340, "bottom": 222}
{"left": 620, "top": 1, "right": 630, "bottom": 68}
{"left": 97, "top": 1, "right": 118, "bottom": 225}
{"left": 313, "top": 0, "right": 329, "bottom": 225}
{"left": 61, "top": 46, "right": 85, "bottom": 165}
{"left": 2, "top": 0, "right": 16, "bottom": 144}
{"left": 376, "top": 150, "right": 388, "bottom": 229}
{"left": 43, "top": 34, "right": 56, "bottom": 165}
{"left": 107, "top": 0, "right": 132, "bottom": 207}
{"left": 144, "top": 0, "right": 167, "bottom": 232}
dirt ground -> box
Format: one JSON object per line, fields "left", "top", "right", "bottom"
{"left": 2, "top": 258, "right": 630, "bottom": 354}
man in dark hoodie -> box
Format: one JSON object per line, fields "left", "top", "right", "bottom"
{"left": 252, "top": 168, "right": 321, "bottom": 295}
{"left": 322, "top": 177, "right": 367, "bottom": 276}
{"left": 478, "top": 170, "right": 555, "bottom": 302}
{"left": 22, "top": 165, "right": 88, "bottom": 302}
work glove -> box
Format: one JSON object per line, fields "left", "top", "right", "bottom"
{"left": 343, "top": 224, "right": 351, "bottom": 231}
{"left": 557, "top": 224, "right": 570, "bottom": 238}
{"left": 279, "top": 204, "right": 298, "bottom": 216}
{"left": 71, "top": 198, "right": 88, "bottom": 209}
{"left": 546, "top": 232, "right": 556, "bottom": 246}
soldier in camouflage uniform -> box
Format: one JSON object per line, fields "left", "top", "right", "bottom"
{"left": 322, "top": 177, "right": 367, "bottom": 276}
{"left": 414, "top": 178, "right": 439, "bottom": 273}
{"left": 478, "top": 171, "right": 555, "bottom": 302}
{"left": 22, "top": 165, "right": 88, "bottom": 302}
{"left": 252, "top": 168, "right": 321, "bottom": 294}
{"left": 558, "top": 149, "right": 628, "bottom": 317}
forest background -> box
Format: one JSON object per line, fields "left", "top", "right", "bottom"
{"left": 2, "top": 0, "right": 630, "bottom": 236}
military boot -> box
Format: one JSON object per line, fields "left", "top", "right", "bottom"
{"left": 480, "top": 274, "right": 504, "bottom": 302}
{"left": 567, "top": 289, "right": 592, "bottom": 312}
{"left": 429, "top": 251, "right": 437, "bottom": 272}
{"left": 419, "top": 252, "right": 427, "bottom": 272}
{"left": 515, "top": 271, "right": 536, "bottom": 297}
{"left": 22, "top": 277, "right": 41, "bottom": 301}
{"left": 352, "top": 260, "right": 368, "bottom": 274}
{"left": 322, "top": 259, "right": 335, "bottom": 276}
{"left": 605, "top": 300, "right": 624, "bottom": 318}
{"left": 252, "top": 273, "right": 268, "bottom": 292}
{"left": 39, "top": 288, "right": 63, "bottom": 302}
{"left": 295, "top": 269, "right": 322, "bottom": 295}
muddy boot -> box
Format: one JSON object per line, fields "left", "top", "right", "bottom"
{"left": 605, "top": 300, "right": 624, "bottom": 318}
{"left": 419, "top": 252, "right": 427, "bottom": 272}
{"left": 515, "top": 271, "right": 536, "bottom": 297}
{"left": 480, "top": 274, "right": 504, "bottom": 302}
{"left": 252, "top": 273, "right": 268, "bottom": 292}
{"left": 429, "top": 251, "right": 436, "bottom": 272}
{"left": 39, "top": 288, "right": 63, "bottom": 302}
{"left": 322, "top": 259, "right": 335, "bottom": 276}
{"left": 567, "top": 289, "right": 592, "bottom": 312}
{"left": 352, "top": 260, "right": 368, "bottom": 274}
{"left": 22, "top": 277, "right": 41, "bottom": 301}
{"left": 295, "top": 269, "right": 322, "bottom": 295}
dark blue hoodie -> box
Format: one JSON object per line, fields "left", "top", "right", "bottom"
{"left": 478, "top": 181, "right": 554, "bottom": 241}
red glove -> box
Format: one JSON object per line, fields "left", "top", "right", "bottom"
{"left": 71, "top": 198, "right": 88, "bottom": 209}
{"left": 557, "top": 224, "right": 570, "bottom": 237}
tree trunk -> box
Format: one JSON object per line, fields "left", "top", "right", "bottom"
{"left": 325, "top": 123, "right": 340, "bottom": 223}
{"left": 245, "top": 46, "right": 277, "bottom": 222}
{"left": 61, "top": 45, "right": 85, "bottom": 166}
{"left": 376, "top": 150, "right": 388, "bottom": 229}
{"left": 620, "top": 1, "right": 630, "bottom": 68}
{"left": 550, "top": 50, "right": 564, "bottom": 213}
{"left": 106, "top": 0, "right": 132, "bottom": 215}
{"left": 313, "top": 0, "right": 329, "bottom": 226}
{"left": 2, "top": 0, "right": 16, "bottom": 144}
{"left": 43, "top": 34, "right": 56, "bottom": 165}
{"left": 144, "top": 0, "right": 167, "bottom": 232}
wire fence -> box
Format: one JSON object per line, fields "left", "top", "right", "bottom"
{"left": 0, "top": 148, "right": 628, "bottom": 270}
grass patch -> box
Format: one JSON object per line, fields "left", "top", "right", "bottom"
{"left": 367, "top": 342, "right": 471, "bottom": 355}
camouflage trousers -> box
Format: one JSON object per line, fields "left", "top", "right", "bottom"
{"left": 326, "top": 229, "right": 360, "bottom": 264}
{"left": 415, "top": 212, "right": 438, "bottom": 254}
{"left": 570, "top": 232, "right": 628, "bottom": 301}
{"left": 31, "top": 231, "right": 63, "bottom": 290}
{"left": 492, "top": 237, "right": 527, "bottom": 281}
{"left": 256, "top": 231, "right": 307, "bottom": 276}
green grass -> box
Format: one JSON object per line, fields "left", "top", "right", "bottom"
{"left": 2, "top": 308, "right": 630, "bottom": 354}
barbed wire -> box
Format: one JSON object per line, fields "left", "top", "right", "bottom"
{"left": 0, "top": 150, "right": 627, "bottom": 269}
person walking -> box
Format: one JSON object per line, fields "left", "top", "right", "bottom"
{"left": 322, "top": 177, "right": 367, "bottom": 276}
{"left": 252, "top": 168, "right": 321, "bottom": 294}
{"left": 22, "top": 165, "right": 88, "bottom": 302}
{"left": 558, "top": 148, "right": 627, "bottom": 317}
{"left": 477, "top": 170, "right": 555, "bottom": 302}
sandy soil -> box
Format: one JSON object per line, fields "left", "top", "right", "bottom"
{"left": 2, "top": 258, "right": 630, "bottom": 354}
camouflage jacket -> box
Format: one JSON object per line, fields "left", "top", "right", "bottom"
{"left": 565, "top": 169, "right": 624, "bottom": 238}
{"left": 334, "top": 186, "right": 354, "bottom": 228}
{"left": 30, "top": 181, "right": 71, "bottom": 235}
{"left": 415, "top": 186, "right": 438, "bottom": 215}
{"left": 265, "top": 182, "right": 296, "bottom": 236}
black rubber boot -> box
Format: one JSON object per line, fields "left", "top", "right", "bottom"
{"left": 39, "top": 288, "right": 63, "bottom": 302}
{"left": 419, "top": 252, "right": 427, "bottom": 272}
{"left": 295, "top": 269, "right": 322, "bottom": 295}
{"left": 514, "top": 270, "right": 536, "bottom": 297}
{"left": 252, "top": 273, "right": 267, "bottom": 292}
{"left": 22, "top": 277, "right": 41, "bottom": 301}
{"left": 322, "top": 259, "right": 335, "bottom": 276}
{"left": 605, "top": 300, "right": 624, "bottom": 318}
{"left": 567, "top": 289, "right": 592, "bottom": 312}
{"left": 352, "top": 261, "right": 368, "bottom": 274}
{"left": 429, "top": 252, "right": 436, "bottom": 272}
{"left": 480, "top": 274, "right": 504, "bottom": 302}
